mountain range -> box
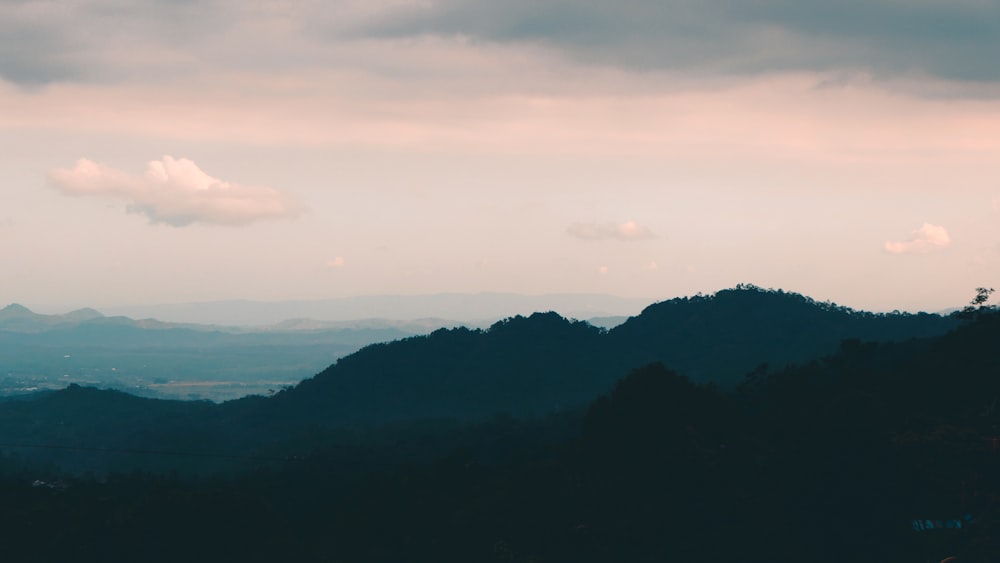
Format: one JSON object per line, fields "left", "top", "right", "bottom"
{"left": 0, "top": 285, "right": 963, "bottom": 474}
{"left": 92, "top": 292, "right": 653, "bottom": 326}
{"left": 0, "top": 302, "right": 471, "bottom": 400}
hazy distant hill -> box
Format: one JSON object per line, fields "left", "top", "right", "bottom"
{"left": 98, "top": 292, "right": 653, "bottom": 326}
{"left": 0, "top": 304, "right": 465, "bottom": 400}
{"left": 0, "top": 303, "right": 104, "bottom": 332}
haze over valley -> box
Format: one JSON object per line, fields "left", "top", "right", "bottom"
{"left": 1, "top": 293, "right": 646, "bottom": 401}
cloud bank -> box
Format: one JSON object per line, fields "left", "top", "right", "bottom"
{"left": 884, "top": 223, "right": 951, "bottom": 254}
{"left": 4, "top": 0, "right": 1000, "bottom": 91}
{"left": 567, "top": 220, "right": 655, "bottom": 241}
{"left": 365, "top": 0, "right": 1000, "bottom": 84}
{"left": 48, "top": 156, "right": 299, "bottom": 227}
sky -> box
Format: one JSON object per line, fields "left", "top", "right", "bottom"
{"left": 3, "top": 0, "right": 1000, "bottom": 314}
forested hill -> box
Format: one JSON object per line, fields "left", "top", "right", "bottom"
{"left": 278, "top": 312, "right": 611, "bottom": 423}
{"left": 0, "top": 286, "right": 961, "bottom": 474}
{"left": 267, "top": 286, "right": 957, "bottom": 424}
{"left": 607, "top": 285, "right": 954, "bottom": 382}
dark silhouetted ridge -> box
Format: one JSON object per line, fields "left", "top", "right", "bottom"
{"left": 607, "top": 285, "right": 955, "bottom": 384}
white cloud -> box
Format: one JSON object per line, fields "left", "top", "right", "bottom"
{"left": 48, "top": 156, "right": 299, "bottom": 226}
{"left": 567, "top": 220, "right": 655, "bottom": 241}
{"left": 884, "top": 223, "right": 951, "bottom": 254}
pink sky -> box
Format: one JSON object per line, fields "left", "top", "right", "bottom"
{"left": 2, "top": 1, "right": 999, "bottom": 314}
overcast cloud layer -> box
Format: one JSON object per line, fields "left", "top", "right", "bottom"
{"left": 365, "top": 0, "right": 1000, "bottom": 85}
{"left": 4, "top": 0, "right": 1000, "bottom": 90}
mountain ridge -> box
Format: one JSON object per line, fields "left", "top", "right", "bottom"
{"left": 0, "top": 286, "right": 967, "bottom": 474}
{"left": 266, "top": 286, "right": 959, "bottom": 426}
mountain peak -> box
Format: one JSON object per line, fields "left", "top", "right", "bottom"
{"left": 0, "top": 303, "right": 35, "bottom": 318}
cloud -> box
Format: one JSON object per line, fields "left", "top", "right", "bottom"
{"left": 884, "top": 223, "right": 951, "bottom": 254}
{"left": 0, "top": 0, "right": 445, "bottom": 86}
{"left": 48, "top": 156, "right": 299, "bottom": 226}
{"left": 5, "top": 0, "right": 1000, "bottom": 92}
{"left": 567, "top": 220, "right": 655, "bottom": 241}
{"left": 0, "top": 0, "right": 217, "bottom": 85}
{"left": 363, "top": 0, "right": 1000, "bottom": 86}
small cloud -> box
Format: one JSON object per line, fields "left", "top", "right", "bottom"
{"left": 567, "top": 220, "right": 655, "bottom": 241}
{"left": 884, "top": 223, "right": 951, "bottom": 254}
{"left": 48, "top": 156, "right": 299, "bottom": 227}
{"left": 326, "top": 256, "right": 346, "bottom": 268}
{"left": 597, "top": 265, "right": 609, "bottom": 275}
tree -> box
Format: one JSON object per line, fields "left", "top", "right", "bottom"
{"left": 959, "top": 287, "right": 995, "bottom": 319}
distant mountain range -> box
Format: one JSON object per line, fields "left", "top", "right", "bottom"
{"left": 93, "top": 292, "right": 654, "bottom": 326}
{"left": 0, "top": 303, "right": 472, "bottom": 401}
{"left": 0, "top": 300, "right": 631, "bottom": 401}
{"left": 0, "top": 302, "right": 467, "bottom": 335}
{"left": 0, "top": 286, "right": 965, "bottom": 474}
{"left": 0, "top": 303, "right": 106, "bottom": 332}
